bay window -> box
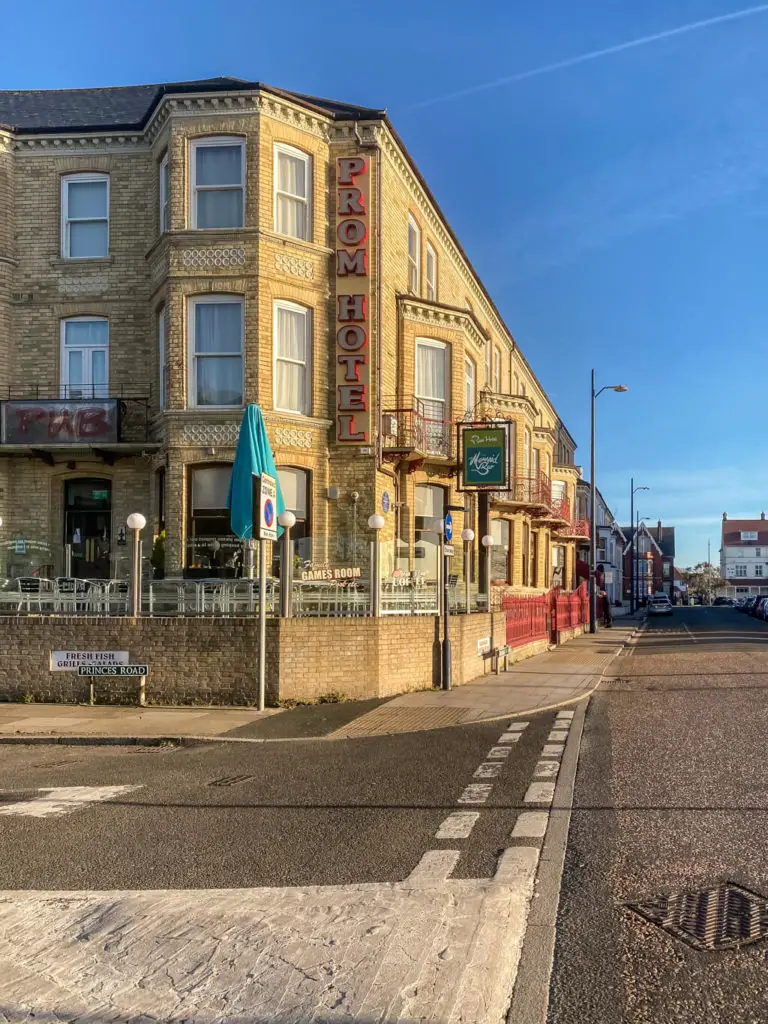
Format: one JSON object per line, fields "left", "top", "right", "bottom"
{"left": 188, "top": 296, "right": 244, "bottom": 408}
{"left": 278, "top": 467, "right": 311, "bottom": 561}
{"left": 190, "top": 137, "right": 244, "bottom": 229}
{"left": 408, "top": 214, "right": 420, "bottom": 293}
{"left": 491, "top": 519, "right": 511, "bottom": 583}
{"left": 61, "top": 173, "right": 109, "bottom": 258}
{"left": 274, "top": 301, "right": 311, "bottom": 415}
{"left": 274, "top": 144, "right": 311, "bottom": 240}
{"left": 415, "top": 339, "right": 450, "bottom": 455}
{"left": 426, "top": 242, "right": 437, "bottom": 301}
{"left": 464, "top": 356, "right": 476, "bottom": 416}
{"left": 186, "top": 464, "right": 238, "bottom": 575}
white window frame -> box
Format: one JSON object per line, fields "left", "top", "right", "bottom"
{"left": 741, "top": 531, "right": 758, "bottom": 541}
{"left": 273, "top": 300, "right": 312, "bottom": 416}
{"left": 273, "top": 143, "right": 312, "bottom": 241}
{"left": 493, "top": 348, "right": 501, "bottom": 393}
{"left": 415, "top": 338, "right": 450, "bottom": 419}
{"left": 426, "top": 242, "right": 437, "bottom": 301}
{"left": 158, "top": 306, "right": 167, "bottom": 409}
{"left": 756, "top": 564, "right": 764, "bottom": 577}
{"left": 159, "top": 153, "right": 169, "bottom": 233}
{"left": 408, "top": 214, "right": 421, "bottom": 294}
{"left": 189, "top": 136, "right": 245, "bottom": 230}
{"left": 187, "top": 295, "right": 244, "bottom": 410}
{"left": 464, "top": 356, "right": 476, "bottom": 416}
{"left": 60, "top": 316, "right": 109, "bottom": 398}
{"left": 61, "top": 172, "right": 109, "bottom": 259}
{"left": 735, "top": 564, "right": 747, "bottom": 577}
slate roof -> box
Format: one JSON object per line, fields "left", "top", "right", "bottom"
{"left": 0, "top": 77, "right": 386, "bottom": 134}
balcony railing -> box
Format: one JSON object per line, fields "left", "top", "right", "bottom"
{"left": 551, "top": 498, "right": 571, "bottom": 523}
{"left": 556, "top": 516, "right": 590, "bottom": 539}
{"left": 0, "top": 385, "right": 157, "bottom": 445}
{"left": 491, "top": 472, "right": 552, "bottom": 510}
{"left": 381, "top": 398, "right": 453, "bottom": 459}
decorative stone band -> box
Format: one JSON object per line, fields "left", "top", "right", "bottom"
{"left": 180, "top": 248, "right": 246, "bottom": 270}
{"left": 275, "top": 253, "right": 314, "bottom": 279}
{"left": 180, "top": 422, "right": 240, "bottom": 445}
{"left": 274, "top": 427, "right": 313, "bottom": 449}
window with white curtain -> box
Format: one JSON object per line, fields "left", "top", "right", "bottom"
{"left": 274, "top": 301, "right": 311, "bottom": 415}
{"left": 190, "top": 137, "right": 244, "bottom": 229}
{"left": 426, "top": 242, "right": 437, "bottom": 301}
{"left": 159, "top": 153, "right": 169, "bottom": 233}
{"left": 274, "top": 144, "right": 311, "bottom": 240}
{"left": 408, "top": 214, "right": 420, "bottom": 293}
{"left": 61, "top": 317, "right": 109, "bottom": 398}
{"left": 61, "top": 173, "right": 109, "bottom": 258}
{"left": 493, "top": 348, "right": 501, "bottom": 392}
{"left": 464, "top": 356, "right": 476, "bottom": 415}
{"left": 188, "top": 296, "right": 243, "bottom": 407}
{"left": 416, "top": 339, "right": 449, "bottom": 455}
{"left": 158, "top": 307, "right": 167, "bottom": 409}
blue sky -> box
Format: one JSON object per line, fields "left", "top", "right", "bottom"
{"left": 5, "top": 0, "right": 768, "bottom": 566}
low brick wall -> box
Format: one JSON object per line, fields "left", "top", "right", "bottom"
{"left": 0, "top": 612, "right": 586, "bottom": 706}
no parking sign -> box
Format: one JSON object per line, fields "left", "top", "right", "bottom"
{"left": 258, "top": 473, "right": 278, "bottom": 542}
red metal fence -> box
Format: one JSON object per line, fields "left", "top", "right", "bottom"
{"left": 502, "top": 582, "right": 589, "bottom": 648}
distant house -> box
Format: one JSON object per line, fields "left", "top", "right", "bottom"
{"left": 575, "top": 481, "right": 624, "bottom": 604}
{"left": 621, "top": 520, "right": 675, "bottom": 603}
{"left": 719, "top": 513, "right": 768, "bottom": 598}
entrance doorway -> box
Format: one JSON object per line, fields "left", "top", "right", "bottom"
{"left": 64, "top": 478, "right": 112, "bottom": 578}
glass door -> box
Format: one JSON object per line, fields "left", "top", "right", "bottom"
{"left": 64, "top": 479, "right": 112, "bottom": 578}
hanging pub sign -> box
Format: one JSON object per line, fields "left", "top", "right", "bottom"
{"left": 458, "top": 424, "right": 508, "bottom": 489}
{"left": 335, "top": 154, "right": 372, "bottom": 444}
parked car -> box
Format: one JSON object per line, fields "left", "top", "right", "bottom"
{"left": 754, "top": 596, "right": 768, "bottom": 619}
{"left": 713, "top": 596, "right": 733, "bottom": 606}
{"left": 741, "top": 597, "right": 758, "bottom": 614}
{"left": 648, "top": 595, "right": 673, "bottom": 616}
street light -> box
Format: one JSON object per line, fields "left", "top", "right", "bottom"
{"left": 481, "top": 534, "right": 495, "bottom": 613}
{"left": 278, "top": 510, "right": 296, "bottom": 617}
{"left": 368, "top": 514, "right": 385, "bottom": 617}
{"left": 629, "top": 481, "right": 649, "bottom": 613}
{"left": 461, "top": 527, "right": 475, "bottom": 615}
{"left": 126, "top": 512, "right": 146, "bottom": 618}
{"left": 590, "top": 372, "right": 628, "bottom": 633}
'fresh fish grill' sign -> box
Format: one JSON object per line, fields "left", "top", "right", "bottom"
{"left": 460, "top": 426, "right": 508, "bottom": 489}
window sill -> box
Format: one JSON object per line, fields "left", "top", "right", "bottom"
{"left": 50, "top": 256, "right": 114, "bottom": 268}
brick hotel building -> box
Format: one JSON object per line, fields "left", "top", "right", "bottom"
{"left": 0, "top": 76, "right": 585, "bottom": 590}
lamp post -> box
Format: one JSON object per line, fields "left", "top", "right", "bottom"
{"left": 590, "top": 371, "right": 628, "bottom": 633}
{"left": 461, "top": 527, "right": 475, "bottom": 614}
{"left": 629, "top": 481, "right": 649, "bottom": 613}
{"left": 368, "top": 514, "right": 385, "bottom": 617}
{"left": 278, "top": 510, "right": 296, "bottom": 618}
{"left": 126, "top": 512, "right": 146, "bottom": 618}
{"left": 481, "top": 534, "right": 495, "bottom": 613}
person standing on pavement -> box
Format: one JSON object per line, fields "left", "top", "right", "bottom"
{"left": 601, "top": 590, "right": 613, "bottom": 628}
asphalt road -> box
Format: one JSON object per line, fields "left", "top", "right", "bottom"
{"left": 549, "top": 606, "right": 768, "bottom": 1024}
{"left": 0, "top": 709, "right": 556, "bottom": 890}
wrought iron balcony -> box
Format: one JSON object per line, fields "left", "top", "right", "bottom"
{"left": 491, "top": 472, "right": 552, "bottom": 512}
{"left": 381, "top": 398, "right": 454, "bottom": 460}
{"left": 0, "top": 384, "right": 158, "bottom": 447}
{"left": 556, "top": 516, "right": 590, "bottom": 540}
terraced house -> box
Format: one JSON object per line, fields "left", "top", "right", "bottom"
{"left": 0, "top": 76, "right": 585, "bottom": 592}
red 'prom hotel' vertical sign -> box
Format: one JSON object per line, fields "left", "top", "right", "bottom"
{"left": 335, "top": 155, "right": 371, "bottom": 443}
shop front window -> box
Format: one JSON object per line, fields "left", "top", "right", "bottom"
{"left": 277, "top": 467, "right": 311, "bottom": 564}
{"left": 414, "top": 484, "right": 444, "bottom": 580}
{"left": 491, "top": 519, "right": 510, "bottom": 583}
{"left": 186, "top": 464, "right": 239, "bottom": 576}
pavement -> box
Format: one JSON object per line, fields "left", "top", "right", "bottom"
{"left": 548, "top": 605, "right": 768, "bottom": 1023}
{"left": 0, "top": 619, "right": 640, "bottom": 744}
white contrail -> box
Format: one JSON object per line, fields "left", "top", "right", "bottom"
{"left": 412, "top": 3, "right": 768, "bottom": 108}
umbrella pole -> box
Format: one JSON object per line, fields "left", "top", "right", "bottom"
{"left": 258, "top": 537, "right": 266, "bottom": 712}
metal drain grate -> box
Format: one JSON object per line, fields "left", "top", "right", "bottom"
{"left": 626, "top": 883, "right": 768, "bottom": 951}
{"left": 209, "top": 774, "right": 256, "bottom": 787}
{"left": 32, "top": 759, "right": 80, "bottom": 769}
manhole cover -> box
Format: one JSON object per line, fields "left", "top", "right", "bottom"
{"left": 209, "top": 774, "right": 256, "bottom": 787}
{"left": 626, "top": 883, "right": 768, "bottom": 951}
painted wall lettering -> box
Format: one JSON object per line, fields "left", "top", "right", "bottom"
{"left": 335, "top": 155, "right": 371, "bottom": 444}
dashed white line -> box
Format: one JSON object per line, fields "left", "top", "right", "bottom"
{"left": 541, "top": 744, "right": 565, "bottom": 758}
{"left": 474, "top": 762, "right": 502, "bottom": 779}
{"left": 505, "top": 722, "right": 529, "bottom": 732}
{"left": 435, "top": 811, "right": 480, "bottom": 839}
{"left": 533, "top": 760, "right": 559, "bottom": 779}
{"left": 458, "top": 783, "right": 493, "bottom": 804}
{"left": 406, "top": 849, "right": 461, "bottom": 883}
{"left": 547, "top": 730, "right": 569, "bottom": 742}
{"left": 498, "top": 732, "right": 522, "bottom": 744}
{"left": 556, "top": 711, "right": 574, "bottom": 721}
{"left": 524, "top": 782, "right": 555, "bottom": 806}
{"left": 487, "top": 746, "right": 511, "bottom": 760}
{"left": 510, "top": 811, "right": 549, "bottom": 838}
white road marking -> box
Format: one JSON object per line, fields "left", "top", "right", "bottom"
{"left": 407, "top": 849, "right": 461, "bottom": 883}
{"left": 474, "top": 762, "right": 502, "bottom": 779}
{"left": 533, "top": 760, "right": 559, "bottom": 779}
{"left": 0, "top": 849, "right": 541, "bottom": 1024}
{"left": 505, "top": 721, "right": 529, "bottom": 731}
{"left": 0, "top": 785, "right": 141, "bottom": 818}
{"left": 458, "top": 783, "right": 493, "bottom": 804}
{"left": 499, "top": 732, "right": 522, "bottom": 744}
{"left": 683, "top": 622, "right": 698, "bottom": 643}
{"left": 511, "top": 811, "right": 549, "bottom": 838}
{"left": 548, "top": 730, "right": 569, "bottom": 742}
{"left": 541, "top": 744, "right": 565, "bottom": 757}
{"left": 435, "top": 811, "right": 480, "bottom": 839}
{"left": 556, "top": 711, "right": 574, "bottom": 721}
{"left": 487, "top": 746, "right": 511, "bottom": 759}
{"left": 524, "top": 782, "right": 555, "bottom": 806}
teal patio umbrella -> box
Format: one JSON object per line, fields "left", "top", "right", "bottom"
{"left": 226, "top": 405, "right": 285, "bottom": 538}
